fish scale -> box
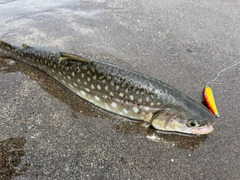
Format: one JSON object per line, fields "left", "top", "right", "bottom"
{"left": 0, "top": 39, "right": 216, "bottom": 135}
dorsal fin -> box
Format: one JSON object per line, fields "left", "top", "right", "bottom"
{"left": 59, "top": 52, "right": 91, "bottom": 63}
{"left": 22, "top": 44, "right": 31, "bottom": 48}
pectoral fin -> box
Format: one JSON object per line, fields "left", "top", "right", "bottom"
{"left": 143, "top": 109, "right": 164, "bottom": 123}
{"left": 143, "top": 112, "right": 154, "bottom": 123}
{"left": 59, "top": 52, "right": 91, "bottom": 63}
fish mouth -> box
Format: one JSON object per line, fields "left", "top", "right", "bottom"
{"left": 155, "top": 124, "right": 214, "bottom": 136}
{"left": 190, "top": 125, "right": 214, "bottom": 135}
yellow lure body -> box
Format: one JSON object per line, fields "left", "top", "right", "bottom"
{"left": 204, "top": 86, "right": 219, "bottom": 118}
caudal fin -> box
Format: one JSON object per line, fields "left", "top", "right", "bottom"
{"left": 0, "top": 39, "right": 14, "bottom": 57}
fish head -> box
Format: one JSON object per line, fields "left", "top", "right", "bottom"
{"left": 150, "top": 103, "right": 216, "bottom": 135}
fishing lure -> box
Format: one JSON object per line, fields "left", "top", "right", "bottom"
{"left": 204, "top": 86, "right": 219, "bottom": 118}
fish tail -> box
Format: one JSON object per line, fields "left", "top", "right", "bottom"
{"left": 0, "top": 40, "right": 6, "bottom": 57}
{"left": 0, "top": 39, "right": 15, "bottom": 58}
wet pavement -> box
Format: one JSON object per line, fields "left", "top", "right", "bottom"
{"left": 0, "top": 0, "right": 240, "bottom": 179}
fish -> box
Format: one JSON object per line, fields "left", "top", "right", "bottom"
{"left": 0, "top": 39, "right": 216, "bottom": 135}
{"left": 204, "top": 86, "right": 219, "bottom": 118}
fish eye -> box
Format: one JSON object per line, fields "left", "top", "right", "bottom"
{"left": 187, "top": 120, "right": 199, "bottom": 127}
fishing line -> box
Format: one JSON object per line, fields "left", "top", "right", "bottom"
{"left": 206, "top": 61, "right": 240, "bottom": 86}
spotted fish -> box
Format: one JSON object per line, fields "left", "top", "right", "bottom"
{"left": 0, "top": 40, "right": 216, "bottom": 135}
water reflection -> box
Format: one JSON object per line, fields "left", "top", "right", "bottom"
{"left": 0, "top": 137, "right": 30, "bottom": 179}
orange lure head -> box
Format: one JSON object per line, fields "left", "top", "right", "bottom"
{"left": 204, "top": 86, "right": 219, "bottom": 118}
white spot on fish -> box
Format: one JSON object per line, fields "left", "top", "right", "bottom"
{"left": 61, "top": 79, "right": 66, "bottom": 84}
{"left": 67, "top": 75, "right": 71, "bottom": 80}
{"left": 110, "top": 92, "right": 114, "bottom": 96}
{"left": 81, "top": 73, "right": 84, "bottom": 78}
{"left": 77, "top": 79, "right": 81, "bottom": 83}
{"left": 150, "top": 102, "right": 155, "bottom": 106}
{"left": 111, "top": 102, "right": 117, "bottom": 108}
{"left": 58, "top": 72, "right": 62, "bottom": 76}
{"left": 69, "top": 84, "right": 74, "bottom": 88}
{"left": 87, "top": 77, "right": 91, "bottom": 82}
{"left": 132, "top": 107, "right": 139, "bottom": 113}
{"left": 90, "top": 84, "right": 95, "bottom": 89}
{"left": 94, "top": 95, "right": 100, "bottom": 101}
{"left": 72, "top": 72, "right": 75, "bottom": 77}
{"left": 138, "top": 99, "right": 142, "bottom": 103}
{"left": 106, "top": 75, "right": 111, "bottom": 80}
{"left": 84, "top": 81, "right": 87, "bottom": 85}
{"left": 97, "top": 84, "right": 101, "bottom": 90}
{"left": 146, "top": 97, "right": 150, "bottom": 102}
{"left": 105, "top": 85, "right": 108, "bottom": 91}
{"left": 102, "top": 95, "right": 108, "bottom": 99}
{"left": 73, "top": 82, "right": 78, "bottom": 87}
{"left": 123, "top": 108, "right": 129, "bottom": 114}
{"left": 85, "top": 88, "right": 90, "bottom": 92}
{"left": 129, "top": 95, "right": 134, "bottom": 101}
{"left": 93, "top": 75, "right": 96, "bottom": 80}
{"left": 91, "top": 67, "right": 95, "bottom": 73}
{"left": 80, "top": 90, "right": 86, "bottom": 96}
{"left": 119, "top": 93, "right": 124, "bottom": 97}
{"left": 116, "top": 85, "right": 120, "bottom": 90}
{"left": 144, "top": 106, "right": 150, "bottom": 111}
{"left": 51, "top": 69, "right": 55, "bottom": 73}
